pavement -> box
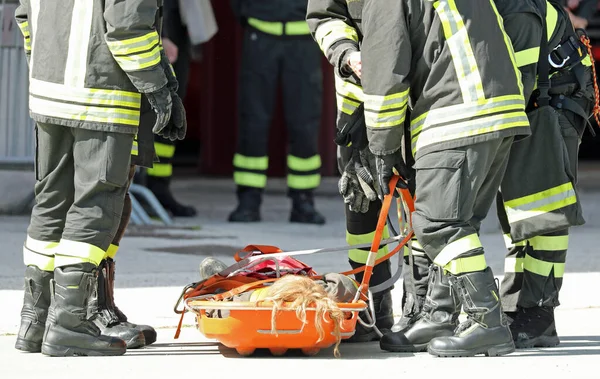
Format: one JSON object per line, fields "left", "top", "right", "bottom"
{"left": 1, "top": 173, "right": 600, "bottom": 378}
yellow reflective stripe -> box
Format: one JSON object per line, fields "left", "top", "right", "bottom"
{"left": 337, "top": 94, "right": 361, "bottom": 115}
{"left": 582, "top": 55, "right": 592, "bottom": 67}
{"left": 287, "top": 174, "right": 321, "bottom": 190}
{"left": 17, "top": 21, "right": 31, "bottom": 51}
{"left": 287, "top": 155, "right": 321, "bottom": 172}
{"left": 403, "top": 246, "right": 426, "bottom": 257}
{"left": 113, "top": 45, "right": 162, "bottom": 71}
{"left": 412, "top": 111, "right": 529, "bottom": 154}
{"left": 106, "top": 31, "right": 160, "bottom": 55}
{"left": 515, "top": 47, "right": 540, "bottom": 68}
{"left": 155, "top": 142, "right": 176, "bottom": 158}
{"left": 364, "top": 91, "right": 409, "bottom": 129}
{"left": 434, "top": 233, "right": 482, "bottom": 267}
{"left": 131, "top": 140, "right": 138, "bottom": 156}
{"left": 26, "top": 236, "right": 59, "bottom": 255}
{"left": 30, "top": 78, "right": 141, "bottom": 108}
{"left": 504, "top": 257, "right": 524, "bottom": 273}
{"left": 106, "top": 244, "right": 119, "bottom": 259}
{"left": 435, "top": 0, "right": 485, "bottom": 102}
{"left": 365, "top": 91, "right": 409, "bottom": 111}
{"left": 65, "top": 0, "right": 94, "bottom": 87}
{"left": 23, "top": 247, "right": 55, "bottom": 271}
{"left": 233, "top": 154, "right": 268, "bottom": 171}
{"left": 247, "top": 19, "right": 310, "bottom": 36}
{"left": 528, "top": 235, "right": 569, "bottom": 251}
{"left": 547, "top": 3, "right": 558, "bottom": 41}
{"left": 29, "top": 96, "right": 140, "bottom": 126}
{"left": 347, "top": 227, "right": 390, "bottom": 264}
{"left": 315, "top": 19, "right": 359, "bottom": 53}
{"left": 365, "top": 108, "right": 407, "bottom": 128}
{"left": 503, "top": 233, "right": 527, "bottom": 249}
{"left": 523, "top": 254, "right": 565, "bottom": 278}
{"left": 335, "top": 75, "right": 364, "bottom": 102}
{"left": 504, "top": 182, "right": 577, "bottom": 223}
{"left": 147, "top": 163, "right": 172, "bottom": 178}
{"left": 285, "top": 21, "right": 310, "bottom": 35}
{"left": 444, "top": 254, "right": 487, "bottom": 275}
{"left": 55, "top": 239, "right": 106, "bottom": 266}
{"left": 234, "top": 172, "right": 267, "bottom": 188}
{"left": 488, "top": 0, "right": 524, "bottom": 97}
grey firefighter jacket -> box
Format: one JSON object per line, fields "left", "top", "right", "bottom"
{"left": 360, "top": 0, "right": 531, "bottom": 159}
{"left": 14, "top": 0, "right": 168, "bottom": 135}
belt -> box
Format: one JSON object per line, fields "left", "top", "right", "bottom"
{"left": 247, "top": 18, "right": 310, "bottom": 36}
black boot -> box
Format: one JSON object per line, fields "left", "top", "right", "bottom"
{"left": 15, "top": 266, "right": 53, "bottom": 352}
{"left": 289, "top": 190, "right": 326, "bottom": 225}
{"left": 392, "top": 252, "right": 430, "bottom": 332}
{"left": 345, "top": 290, "right": 394, "bottom": 343}
{"left": 228, "top": 186, "right": 262, "bottom": 222}
{"left": 428, "top": 267, "right": 515, "bottom": 357}
{"left": 146, "top": 176, "right": 197, "bottom": 217}
{"left": 94, "top": 260, "right": 146, "bottom": 348}
{"left": 510, "top": 306, "right": 559, "bottom": 348}
{"left": 381, "top": 265, "right": 460, "bottom": 352}
{"left": 41, "top": 263, "right": 126, "bottom": 356}
{"left": 105, "top": 259, "right": 158, "bottom": 346}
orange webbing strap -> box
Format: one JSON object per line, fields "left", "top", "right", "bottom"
{"left": 233, "top": 245, "right": 283, "bottom": 262}
{"left": 211, "top": 278, "right": 278, "bottom": 301}
{"left": 580, "top": 35, "right": 600, "bottom": 127}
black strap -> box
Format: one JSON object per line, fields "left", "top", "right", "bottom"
{"left": 537, "top": 0, "right": 551, "bottom": 107}
{"left": 550, "top": 94, "right": 597, "bottom": 137}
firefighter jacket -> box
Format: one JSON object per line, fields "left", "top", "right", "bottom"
{"left": 231, "top": 0, "right": 311, "bottom": 36}
{"left": 307, "top": 0, "right": 365, "bottom": 124}
{"left": 14, "top": 0, "right": 168, "bottom": 135}
{"left": 360, "top": 0, "right": 531, "bottom": 159}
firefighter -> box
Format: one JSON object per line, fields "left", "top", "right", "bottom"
{"left": 145, "top": 0, "right": 197, "bottom": 218}
{"left": 361, "top": 0, "right": 531, "bottom": 357}
{"left": 228, "top": 0, "right": 326, "bottom": 225}
{"left": 306, "top": 0, "right": 432, "bottom": 342}
{"left": 13, "top": 0, "right": 184, "bottom": 356}
{"left": 495, "top": 0, "right": 596, "bottom": 349}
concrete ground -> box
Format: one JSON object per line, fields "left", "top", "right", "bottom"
{"left": 1, "top": 172, "right": 600, "bottom": 378}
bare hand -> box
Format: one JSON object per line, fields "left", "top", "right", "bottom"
{"left": 347, "top": 51, "right": 362, "bottom": 79}
{"left": 162, "top": 38, "right": 179, "bottom": 64}
{"left": 567, "top": 0, "right": 580, "bottom": 9}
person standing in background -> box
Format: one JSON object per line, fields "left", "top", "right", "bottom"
{"left": 561, "top": 0, "right": 598, "bottom": 29}
{"left": 228, "top": 0, "right": 326, "bottom": 225}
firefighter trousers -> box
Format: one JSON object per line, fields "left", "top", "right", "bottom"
{"left": 234, "top": 28, "right": 323, "bottom": 191}
{"left": 412, "top": 137, "right": 514, "bottom": 274}
{"left": 26, "top": 123, "right": 133, "bottom": 268}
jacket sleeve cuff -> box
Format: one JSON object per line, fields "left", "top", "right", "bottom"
{"left": 126, "top": 66, "right": 168, "bottom": 94}
{"left": 367, "top": 127, "right": 404, "bottom": 156}
{"left": 328, "top": 41, "right": 360, "bottom": 78}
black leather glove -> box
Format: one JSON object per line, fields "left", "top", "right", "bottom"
{"left": 339, "top": 149, "right": 378, "bottom": 213}
{"left": 160, "top": 49, "right": 179, "bottom": 93}
{"left": 375, "top": 151, "right": 411, "bottom": 197}
{"left": 146, "top": 86, "right": 172, "bottom": 137}
{"left": 153, "top": 49, "right": 187, "bottom": 141}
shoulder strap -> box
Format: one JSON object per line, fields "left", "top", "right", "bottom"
{"left": 537, "top": 0, "right": 551, "bottom": 107}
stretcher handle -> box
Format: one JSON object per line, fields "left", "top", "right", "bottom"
{"left": 185, "top": 299, "right": 368, "bottom": 313}
{"left": 358, "top": 175, "right": 413, "bottom": 298}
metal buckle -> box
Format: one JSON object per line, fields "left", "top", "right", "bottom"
{"left": 549, "top": 45, "right": 570, "bottom": 69}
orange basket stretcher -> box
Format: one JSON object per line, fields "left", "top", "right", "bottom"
{"left": 173, "top": 176, "right": 415, "bottom": 357}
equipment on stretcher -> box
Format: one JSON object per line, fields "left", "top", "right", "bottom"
{"left": 173, "top": 176, "right": 415, "bottom": 357}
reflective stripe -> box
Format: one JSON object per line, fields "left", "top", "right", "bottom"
{"left": 337, "top": 93, "right": 361, "bottom": 115}
{"left": 434, "top": 233, "right": 482, "bottom": 267}
{"left": 515, "top": 47, "right": 540, "bottom": 68}
{"left": 106, "top": 244, "right": 119, "bottom": 259}
{"left": 247, "top": 18, "right": 310, "bottom": 36}
{"left": 444, "top": 254, "right": 487, "bottom": 275}
{"left": 30, "top": 78, "right": 141, "bottom": 108}
{"left": 287, "top": 155, "right": 321, "bottom": 172}
{"left": 411, "top": 238, "right": 424, "bottom": 251}
{"left": 529, "top": 235, "right": 569, "bottom": 251}
{"left": 504, "top": 182, "right": 577, "bottom": 223}
{"left": 364, "top": 91, "right": 409, "bottom": 129}
{"left": 16, "top": 20, "right": 31, "bottom": 51}
{"left": 347, "top": 228, "right": 390, "bottom": 264}
{"left": 26, "top": 236, "right": 59, "bottom": 255}
{"left": 335, "top": 75, "right": 364, "bottom": 115}
{"left": 547, "top": 3, "right": 558, "bottom": 41}
{"left": 504, "top": 257, "right": 524, "bottom": 273}
{"left": 106, "top": 32, "right": 161, "bottom": 71}
{"left": 287, "top": 174, "right": 321, "bottom": 190}
{"left": 65, "top": 0, "right": 94, "bottom": 87}
{"left": 29, "top": 96, "right": 140, "bottom": 126}
{"left": 403, "top": 246, "right": 426, "bottom": 257}
{"left": 55, "top": 239, "right": 106, "bottom": 267}
{"left": 233, "top": 154, "right": 268, "bottom": 171}
{"left": 435, "top": 0, "right": 485, "bottom": 103}
{"left": 155, "top": 142, "right": 176, "bottom": 158}
{"left": 523, "top": 254, "right": 565, "bottom": 278}
{"left": 315, "top": 19, "right": 359, "bottom": 53}
{"left": 131, "top": 140, "right": 138, "bottom": 156}
{"left": 503, "top": 233, "right": 527, "bottom": 249}
{"left": 112, "top": 46, "right": 162, "bottom": 71}
{"left": 147, "top": 163, "right": 172, "bottom": 178}
{"left": 234, "top": 171, "right": 267, "bottom": 188}
{"left": 23, "top": 247, "right": 55, "bottom": 271}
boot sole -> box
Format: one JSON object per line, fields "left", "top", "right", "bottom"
{"left": 515, "top": 335, "right": 560, "bottom": 349}
{"left": 41, "top": 342, "right": 126, "bottom": 357}
{"left": 428, "top": 341, "right": 515, "bottom": 357}
{"left": 15, "top": 338, "right": 41, "bottom": 353}
{"left": 124, "top": 335, "right": 146, "bottom": 349}
{"left": 342, "top": 330, "right": 381, "bottom": 343}
{"left": 380, "top": 341, "right": 428, "bottom": 353}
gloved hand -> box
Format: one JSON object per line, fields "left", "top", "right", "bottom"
{"left": 338, "top": 149, "right": 378, "bottom": 213}
{"left": 375, "top": 151, "right": 411, "bottom": 198}
{"left": 146, "top": 86, "right": 172, "bottom": 137}
{"left": 160, "top": 49, "right": 179, "bottom": 93}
